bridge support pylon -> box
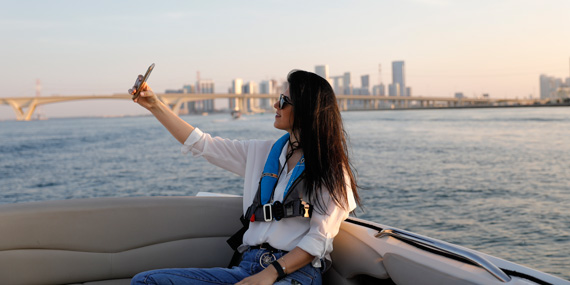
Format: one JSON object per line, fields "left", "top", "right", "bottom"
{"left": 159, "top": 95, "right": 184, "bottom": 115}
{"left": 6, "top": 99, "right": 38, "bottom": 121}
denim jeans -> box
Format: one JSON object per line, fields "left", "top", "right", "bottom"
{"left": 131, "top": 248, "right": 322, "bottom": 285}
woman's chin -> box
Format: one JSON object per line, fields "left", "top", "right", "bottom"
{"left": 273, "top": 121, "right": 281, "bottom": 130}
{"left": 273, "top": 121, "right": 285, "bottom": 131}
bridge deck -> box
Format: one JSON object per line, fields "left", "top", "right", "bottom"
{"left": 0, "top": 93, "right": 549, "bottom": 121}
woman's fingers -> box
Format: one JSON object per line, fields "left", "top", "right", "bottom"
{"left": 140, "top": 82, "right": 150, "bottom": 91}
{"left": 130, "top": 78, "right": 155, "bottom": 106}
{"left": 128, "top": 74, "right": 146, "bottom": 95}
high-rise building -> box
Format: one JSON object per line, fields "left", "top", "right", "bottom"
{"left": 540, "top": 74, "right": 563, "bottom": 99}
{"left": 196, "top": 79, "right": 215, "bottom": 112}
{"left": 372, "top": 83, "right": 386, "bottom": 96}
{"left": 242, "top": 81, "right": 258, "bottom": 94}
{"left": 361, "top": 75, "right": 370, "bottom": 89}
{"left": 315, "top": 65, "right": 329, "bottom": 81}
{"left": 331, "top": 76, "right": 344, "bottom": 95}
{"left": 232, "top": 78, "right": 243, "bottom": 94}
{"left": 165, "top": 84, "right": 197, "bottom": 114}
{"left": 389, "top": 83, "right": 400, "bottom": 96}
{"left": 392, "top": 61, "right": 406, "bottom": 96}
{"left": 259, "top": 80, "right": 276, "bottom": 109}
{"left": 356, "top": 75, "right": 370, "bottom": 95}
{"left": 259, "top": 80, "right": 276, "bottom": 94}
{"left": 243, "top": 81, "right": 259, "bottom": 112}
{"left": 230, "top": 78, "right": 243, "bottom": 111}
{"left": 541, "top": 58, "right": 570, "bottom": 99}
{"left": 183, "top": 84, "right": 196, "bottom": 113}
{"left": 182, "top": 85, "right": 195, "bottom": 93}
{"left": 343, "top": 72, "right": 352, "bottom": 95}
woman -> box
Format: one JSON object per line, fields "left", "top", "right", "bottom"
{"left": 130, "top": 70, "right": 360, "bottom": 285}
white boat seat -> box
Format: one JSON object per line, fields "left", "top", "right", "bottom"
{"left": 0, "top": 197, "right": 242, "bottom": 285}
{"left": 0, "top": 196, "right": 390, "bottom": 285}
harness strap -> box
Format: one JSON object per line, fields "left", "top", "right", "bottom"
{"left": 248, "top": 199, "right": 312, "bottom": 222}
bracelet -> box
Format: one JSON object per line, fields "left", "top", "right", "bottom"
{"left": 280, "top": 257, "right": 288, "bottom": 274}
{"left": 271, "top": 260, "right": 287, "bottom": 281}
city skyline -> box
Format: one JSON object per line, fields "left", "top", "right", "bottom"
{"left": 1, "top": 0, "right": 569, "bottom": 119}
{"left": 160, "top": 62, "right": 404, "bottom": 113}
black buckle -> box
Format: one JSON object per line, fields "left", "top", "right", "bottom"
{"left": 272, "top": 201, "right": 284, "bottom": 221}
{"left": 263, "top": 201, "right": 285, "bottom": 221}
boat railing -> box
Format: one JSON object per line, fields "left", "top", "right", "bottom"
{"left": 375, "top": 228, "right": 511, "bottom": 283}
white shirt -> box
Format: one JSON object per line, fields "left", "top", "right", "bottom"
{"left": 181, "top": 128, "right": 356, "bottom": 267}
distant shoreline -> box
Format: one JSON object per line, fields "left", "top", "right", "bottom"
{"left": 346, "top": 103, "right": 570, "bottom": 112}
{"left": 2, "top": 103, "right": 568, "bottom": 122}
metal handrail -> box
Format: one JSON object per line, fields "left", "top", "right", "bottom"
{"left": 375, "top": 228, "right": 511, "bottom": 283}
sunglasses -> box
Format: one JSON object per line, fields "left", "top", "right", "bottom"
{"left": 279, "top": 94, "right": 294, "bottom": 109}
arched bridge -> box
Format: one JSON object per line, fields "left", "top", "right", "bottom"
{"left": 1, "top": 93, "right": 546, "bottom": 121}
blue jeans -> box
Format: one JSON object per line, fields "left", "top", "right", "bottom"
{"left": 131, "top": 248, "right": 322, "bottom": 285}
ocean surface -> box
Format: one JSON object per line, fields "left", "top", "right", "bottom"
{"left": 1, "top": 107, "right": 569, "bottom": 280}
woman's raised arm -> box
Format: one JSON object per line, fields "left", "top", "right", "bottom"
{"left": 132, "top": 82, "right": 194, "bottom": 144}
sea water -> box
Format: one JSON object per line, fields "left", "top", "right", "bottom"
{"left": 0, "top": 107, "right": 568, "bottom": 280}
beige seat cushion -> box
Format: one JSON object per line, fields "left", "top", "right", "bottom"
{"left": 0, "top": 196, "right": 243, "bottom": 285}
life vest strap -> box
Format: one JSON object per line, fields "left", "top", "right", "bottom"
{"left": 262, "top": 172, "right": 279, "bottom": 179}
{"left": 248, "top": 199, "right": 312, "bottom": 222}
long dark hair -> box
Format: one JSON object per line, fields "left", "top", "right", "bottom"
{"left": 287, "top": 70, "right": 361, "bottom": 212}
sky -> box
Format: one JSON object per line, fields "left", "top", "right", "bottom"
{"left": 1, "top": 0, "right": 569, "bottom": 120}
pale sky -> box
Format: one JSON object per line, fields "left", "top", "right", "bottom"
{"left": 1, "top": 0, "right": 569, "bottom": 119}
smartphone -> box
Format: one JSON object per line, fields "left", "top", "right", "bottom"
{"left": 130, "top": 63, "right": 155, "bottom": 100}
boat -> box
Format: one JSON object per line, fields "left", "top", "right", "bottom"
{"left": 231, "top": 110, "right": 242, "bottom": 119}
{"left": 0, "top": 194, "right": 567, "bottom": 285}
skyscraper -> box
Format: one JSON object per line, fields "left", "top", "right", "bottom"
{"left": 232, "top": 78, "right": 243, "bottom": 94}
{"left": 361, "top": 75, "right": 370, "bottom": 89}
{"left": 315, "top": 65, "right": 329, "bottom": 81}
{"left": 196, "top": 79, "right": 215, "bottom": 112}
{"left": 243, "top": 81, "right": 259, "bottom": 112}
{"left": 359, "top": 75, "right": 370, "bottom": 95}
{"left": 259, "top": 80, "right": 275, "bottom": 109}
{"left": 540, "top": 74, "right": 561, "bottom": 99}
{"left": 389, "top": 83, "right": 400, "bottom": 96}
{"left": 331, "top": 76, "right": 344, "bottom": 95}
{"left": 230, "top": 78, "right": 243, "bottom": 111}
{"left": 540, "top": 74, "right": 570, "bottom": 99}
{"left": 392, "top": 61, "right": 406, "bottom": 96}
{"left": 372, "top": 84, "right": 385, "bottom": 96}
{"left": 343, "top": 72, "right": 352, "bottom": 95}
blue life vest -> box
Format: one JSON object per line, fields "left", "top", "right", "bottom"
{"left": 245, "top": 133, "right": 312, "bottom": 222}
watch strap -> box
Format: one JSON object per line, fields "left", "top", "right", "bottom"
{"left": 271, "top": 260, "right": 287, "bottom": 280}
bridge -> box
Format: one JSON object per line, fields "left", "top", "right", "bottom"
{"left": 0, "top": 93, "right": 548, "bottom": 121}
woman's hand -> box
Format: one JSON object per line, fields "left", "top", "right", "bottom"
{"left": 131, "top": 81, "right": 160, "bottom": 110}
{"left": 128, "top": 79, "right": 194, "bottom": 144}
{"left": 236, "top": 266, "right": 278, "bottom": 285}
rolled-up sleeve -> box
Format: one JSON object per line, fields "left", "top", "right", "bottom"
{"left": 296, "top": 182, "right": 357, "bottom": 266}
{"left": 181, "top": 128, "right": 206, "bottom": 154}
